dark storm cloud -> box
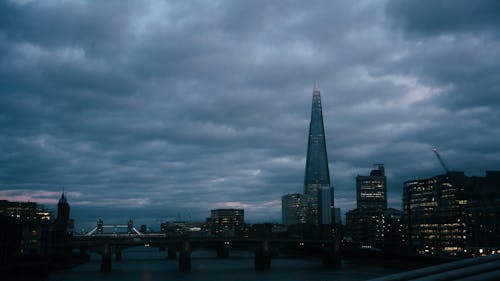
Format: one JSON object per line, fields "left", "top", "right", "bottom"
{"left": 386, "top": 0, "right": 500, "bottom": 37}
{"left": 1, "top": 0, "right": 500, "bottom": 229}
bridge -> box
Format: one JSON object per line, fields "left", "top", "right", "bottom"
{"left": 58, "top": 234, "right": 341, "bottom": 272}
{"left": 84, "top": 218, "right": 143, "bottom": 236}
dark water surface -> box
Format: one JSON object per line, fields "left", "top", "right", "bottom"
{"left": 49, "top": 247, "right": 415, "bottom": 281}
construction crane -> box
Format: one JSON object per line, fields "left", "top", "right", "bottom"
{"left": 432, "top": 147, "right": 450, "bottom": 173}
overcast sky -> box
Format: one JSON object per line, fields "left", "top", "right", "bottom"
{"left": 1, "top": 0, "right": 500, "bottom": 231}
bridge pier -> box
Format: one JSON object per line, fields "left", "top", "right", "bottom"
{"left": 115, "top": 248, "right": 122, "bottom": 261}
{"left": 217, "top": 241, "right": 230, "bottom": 258}
{"left": 100, "top": 243, "right": 112, "bottom": 272}
{"left": 322, "top": 241, "right": 341, "bottom": 268}
{"left": 179, "top": 241, "right": 191, "bottom": 272}
{"left": 167, "top": 247, "right": 177, "bottom": 260}
{"left": 254, "top": 240, "right": 271, "bottom": 271}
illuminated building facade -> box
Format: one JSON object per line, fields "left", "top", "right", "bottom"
{"left": 403, "top": 172, "right": 468, "bottom": 255}
{"left": 356, "top": 164, "right": 387, "bottom": 210}
{"left": 282, "top": 193, "right": 308, "bottom": 225}
{"left": 0, "top": 200, "right": 52, "bottom": 264}
{"left": 209, "top": 209, "right": 244, "bottom": 236}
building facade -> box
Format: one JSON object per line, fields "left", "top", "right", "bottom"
{"left": 0, "top": 200, "right": 52, "bottom": 265}
{"left": 345, "top": 164, "right": 405, "bottom": 249}
{"left": 356, "top": 164, "right": 387, "bottom": 210}
{"left": 303, "top": 83, "right": 334, "bottom": 225}
{"left": 466, "top": 171, "right": 500, "bottom": 255}
{"left": 403, "top": 172, "right": 469, "bottom": 256}
{"left": 209, "top": 209, "right": 244, "bottom": 237}
{"left": 345, "top": 207, "right": 405, "bottom": 250}
{"left": 281, "top": 193, "right": 308, "bottom": 225}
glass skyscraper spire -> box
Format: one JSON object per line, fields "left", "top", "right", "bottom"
{"left": 304, "top": 82, "right": 333, "bottom": 225}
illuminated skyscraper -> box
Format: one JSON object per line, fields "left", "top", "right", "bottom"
{"left": 356, "top": 164, "right": 387, "bottom": 210}
{"left": 304, "top": 83, "right": 333, "bottom": 225}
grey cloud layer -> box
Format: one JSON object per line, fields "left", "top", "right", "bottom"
{"left": 1, "top": 0, "right": 499, "bottom": 229}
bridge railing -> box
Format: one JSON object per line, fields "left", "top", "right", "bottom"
{"left": 368, "top": 254, "right": 500, "bottom": 281}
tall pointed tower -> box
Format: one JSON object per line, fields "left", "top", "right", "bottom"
{"left": 304, "top": 82, "right": 333, "bottom": 225}
{"left": 57, "top": 192, "right": 70, "bottom": 225}
{"left": 55, "top": 191, "right": 72, "bottom": 240}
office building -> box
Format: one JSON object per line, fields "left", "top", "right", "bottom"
{"left": 0, "top": 200, "right": 52, "bottom": 265}
{"left": 345, "top": 164, "right": 405, "bottom": 249}
{"left": 345, "top": 207, "right": 405, "bottom": 250}
{"left": 356, "top": 164, "right": 387, "bottom": 210}
{"left": 464, "top": 171, "right": 500, "bottom": 255}
{"left": 282, "top": 193, "right": 308, "bottom": 225}
{"left": 209, "top": 209, "right": 244, "bottom": 236}
{"left": 333, "top": 207, "right": 342, "bottom": 225}
{"left": 303, "top": 83, "right": 333, "bottom": 225}
{"left": 403, "top": 172, "right": 468, "bottom": 255}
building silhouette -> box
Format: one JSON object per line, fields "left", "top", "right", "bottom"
{"left": 466, "top": 171, "right": 500, "bottom": 255}
{"left": 0, "top": 200, "right": 51, "bottom": 265}
{"left": 54, "top": 192, "right": 74, "bottom": 240}
{"left": 346, "top": 164, "right": 405, "bottom": 250}
{"left": 303, "top": 83, "right": 334, "bottom": 225}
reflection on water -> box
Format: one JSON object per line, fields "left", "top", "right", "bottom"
{"left": 50, "top": 247, "right": 410, "bottom": 281}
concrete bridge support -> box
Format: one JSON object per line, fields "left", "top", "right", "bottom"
{"left": 217, "top": 241, "right": 230, "bottom": 258}
{"left": 115, "top": 247, "right": 122, "bottom": 261}
{"left": 167, "top": 247, "right": 177, "bottom": 260}
{"left": 254, "top": 240, "right": 271, "bottom": 271}
{"left": 321, "top": 239, "right": 341, "bottom": 268}
{"left": 100, "top": 243, "right": 112, "bottom": 272}
{"left": 179, "top": 241, "right": 191, "bottom": 272}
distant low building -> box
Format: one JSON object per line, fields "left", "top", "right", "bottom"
{"left": 345, "top": 208, "right": 404, "bottom": 249}
{"left": 208, "top": 209, "right": 244, "bottom": 237}
{"left": 161, "top": 221, "right": 208, "bottom": 237}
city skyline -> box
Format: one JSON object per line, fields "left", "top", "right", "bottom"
{"left": 1, "top": 1, "right": 500, "bottom": 230}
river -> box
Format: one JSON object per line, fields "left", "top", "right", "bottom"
{"left": 49, "top": 247, "right": 417, "bottom": 281}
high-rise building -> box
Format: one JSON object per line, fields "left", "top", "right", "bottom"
{"left": 356, "top": 164, "right": 387, "bottom": 210}
{"left": 345, "top": 164, "right": 405, "bottom": 249}
{"left": 403, "top": 172, "right": 468, "bottom": 256}
{"left": 303, "top": 83, "right": 333, "bottom": 225}
{"left": 282, "top": 193, "right": 308, "bottom": 225}
{"left": 333, "top": 207, "right": 342, "bottom": 225}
